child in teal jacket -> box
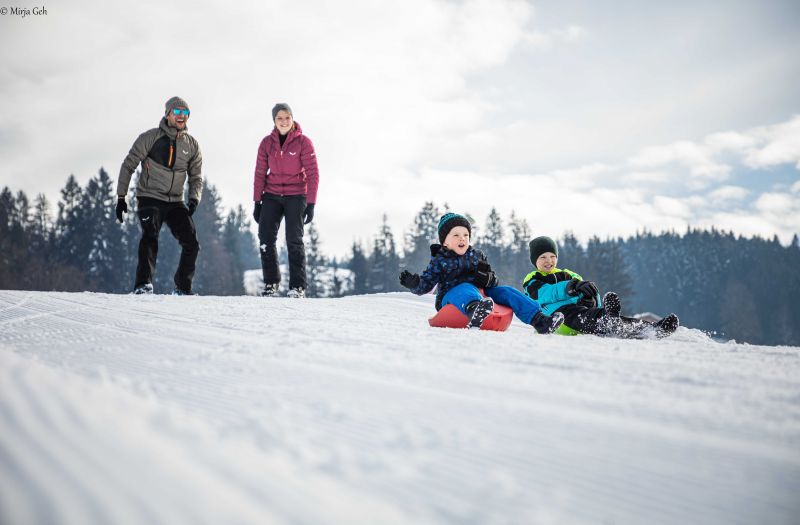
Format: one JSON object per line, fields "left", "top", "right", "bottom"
{"left": 522, "top": 236, "right": 679, "bottom": 338}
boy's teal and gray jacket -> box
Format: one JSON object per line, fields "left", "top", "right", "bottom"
{"left": 409, "top": 244, "right": 495, "bottom": 310}
{"left": 522, "top": 268, "right": 601, "bottom": 316}
{"left": 116, "top": 118, "right": 203, "bottom": 203}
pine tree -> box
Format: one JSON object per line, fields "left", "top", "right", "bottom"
{"left": 505, "top": 210, "right": 531, "bottom": 288}
{"left": 476, "top": 207, "right": 505, "bottom": 266}
{"left": 55, "top": 175, "right": 85, "bottom": 271}
{"left": 221, "top": 207, "right": 256, "bottom": 296}
{"left": 30, "top": 193, "right": 52, "bottom": 247}
{"left": 348, "top": 241, "right": 369, "bottom": 295}
{"left": 305, "top": 222, "right": 326, "bottom": 298}
{"left": 190, "top": 184, "right": 237, "bottom": 295}
{"left": 558, "top": 232, "right": 585, "bottom": 272}
{"left": 584, "top": 237, "right": 633, "bottom": 300}
{"left": 369, "top": 215, "right": 400, "bottom": 293}
{"left": 403, "top": 201, "right": 440, "bottom": 273}
{"left": 80, "top": 168, "right": 127, "bottom": 291}
{"left": 0, "top": 188, "right": 19, "bottom": 287}
{"left": 329, "top": 257, "right": 345, "bottom": 298}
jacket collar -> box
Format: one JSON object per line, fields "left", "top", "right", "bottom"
{"left": 270, "top": 120, "right": 304, "bottom": 143}
{"left": 159, "top": 117, "right": 184, "bottom": 140}
{"left": 430, "top": 243, "right": 472, "bottom": 258}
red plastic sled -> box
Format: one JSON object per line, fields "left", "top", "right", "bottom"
{"left": 428, "top": 303, "right": 513, "bottom": 331}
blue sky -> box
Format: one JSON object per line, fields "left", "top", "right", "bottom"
{"left": 1, "top": 0, "right": 798, "bottom": 256}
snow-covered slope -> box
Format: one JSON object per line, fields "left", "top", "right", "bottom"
{"left": 1, "top": 290, "right": 798, "bottom": 525}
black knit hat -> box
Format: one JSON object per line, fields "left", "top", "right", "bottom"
{"left": 529, "top": 236, "right": 558, "bottom": 265}
{"left": 437, "top": 213, "right": 472, "bottom": 243}
{"left": 272, "top": 103, "right": 292, "bottom": 120}
{"left": 165, "top": 96, "right": 189, "bottom": 115}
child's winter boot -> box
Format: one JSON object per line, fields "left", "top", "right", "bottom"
{"left": 531, "top": 311, "right": 564, "bottom": 334}
{"left": 602, "top": 292, "right": 621, "bottom": 317}
{"left": 654, "top": 313, "right": 679, "bottom": 338}
{"left": 466, "top": 297, "right": 494, "bottom": 329}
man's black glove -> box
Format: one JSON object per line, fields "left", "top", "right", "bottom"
{"left": 253, "top": 202, "right": 262, "bottom": 223}
{"left": 566, "top": 278, "right": 598, "bottom": 299}
{"left": 187, "top": 198, "right": 199, "bottom": 216}
{"left": 399, "top": 270, "right": 420, "bottom": 290}
{"left": 115, "top": 197, "right": 127, "bottom": 223}
{"left": 473, "top": 260, "right": 498, "bottom": 289}
{"left": 303, "top": 203, "right": 315, "bottom": 224}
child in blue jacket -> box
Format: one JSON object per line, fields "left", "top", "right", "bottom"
{"left": 522, "top": 236, "right": 679, "bottom": 338}
{"left": 399, "top": 213, "right": 564, "bottom": 333}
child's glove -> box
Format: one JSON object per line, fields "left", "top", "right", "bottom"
{"left": 473, "top": 261, "right": 498, "bottom": 288}
{"left": 399, "top": 270, "right": 420, "bottom": 289}
{"left": 566, "top": 278, "right": 598, "bottom": 299}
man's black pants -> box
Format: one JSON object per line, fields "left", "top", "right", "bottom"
{"left": 135, "top": 197, "right": 200, "bottom": 292}
{"left": 258, "top": 193, "right": 306, "bottom": 289}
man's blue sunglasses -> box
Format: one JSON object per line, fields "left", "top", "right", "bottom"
{"left": 171, "top": 108, "right": 190, "bottom": 117}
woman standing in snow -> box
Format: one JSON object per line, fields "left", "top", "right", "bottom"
{"left": 252, "top": 103, "right": 320, "bottom": 298}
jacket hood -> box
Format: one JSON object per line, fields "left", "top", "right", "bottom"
{"left": 159, "top": 117, "right": 186, "bottom": 139}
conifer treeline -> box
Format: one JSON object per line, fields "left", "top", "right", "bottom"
{"left": 0, "top": 169, "right": 259, "bottom": 295}
{"left": 2, "top": 177, "right": 798, "bottom": 345}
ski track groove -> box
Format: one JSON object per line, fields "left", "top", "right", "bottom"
{"left": 2, "top": 367, "right": 110, "bottom": 525}
{"left": 1, "top": 291, "right": 799, "bottom": 524}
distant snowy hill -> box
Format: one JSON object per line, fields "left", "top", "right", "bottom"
{"left": 1, "top": 290, "right": 799, "bottom": 525}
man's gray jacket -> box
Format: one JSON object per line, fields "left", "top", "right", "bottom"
{"left": 117, "top": 118, "right": 203, "bottom": 203}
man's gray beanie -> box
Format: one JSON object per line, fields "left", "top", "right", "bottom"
{"left": 272, "top": 103, "right": 292, "bottom": 120}
{"left": 165, "top": 96, "right": 189, "bottom": 115}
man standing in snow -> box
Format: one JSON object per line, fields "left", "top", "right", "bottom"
{"left": 115, "top": 96, "right": 203, "bottom": 295}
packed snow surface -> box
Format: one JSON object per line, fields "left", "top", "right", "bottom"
{"left": 1, "top": 290, "right": 799, "bottom": 525}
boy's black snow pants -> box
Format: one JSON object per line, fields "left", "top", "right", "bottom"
{"left": 559, "top": 304, "right": 650, "bottom": 338}
{"left": 135, "top": 197, "right": 200, "bottom": 292}
{"left": 257, "top": 193, "right": 307, "bottom": 289}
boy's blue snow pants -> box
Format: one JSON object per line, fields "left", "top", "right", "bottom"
{"left": 441, "top": 283, "right": 542, "bottom": 324}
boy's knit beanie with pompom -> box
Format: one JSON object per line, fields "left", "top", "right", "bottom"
{"left": 437, "top": 213, "right": 472, "bottom": 243}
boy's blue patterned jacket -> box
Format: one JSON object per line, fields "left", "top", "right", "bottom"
{"left": 409, "top": 244, "right": 495, "bottom": 310}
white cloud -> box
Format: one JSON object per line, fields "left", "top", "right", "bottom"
{"left": 628, "top": 141, "right": 731, "bottom": 188}
{"left": 742, "top": 116, "right": 800, "bottom": 169}
{"left": 622, "top": 171, "right": 672, "bottom": 184}
{"left": 708, "top": 185, "right": 749, "bottom": 203}
{"left": 755, "top": 192, "right": 795, "bottom": 214}
{"left": 542, "top": 162, "right": 614, "bottom": 189}
{"left": 524, "top": 24, "right": 587, "bottom": 48}
{"left": 704, "top": 131, "right": 758, "bottom": 152}
{"left": 653, "top": 196, "right": 692, "bottom": 219}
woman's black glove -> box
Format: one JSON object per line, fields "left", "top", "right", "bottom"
{"left": 566, "top": 278, "right": 598, "bottom": 299}
{"left": 115, "top": 197, "right": 127, "bottom": 223}
{"left": 399, "top": 270, "right": 420, "bottom": 289}
{"left": 187, "top": 198, "right": 199, "bottom": 216}
{"left": 303, "top": 203, "right": 315, "bottom": 224}
{"left": 253, "top": 202, "right": 262, "bottom": 223}
{"left": 473, "top": 261, "right": 498, "bottom": 288}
